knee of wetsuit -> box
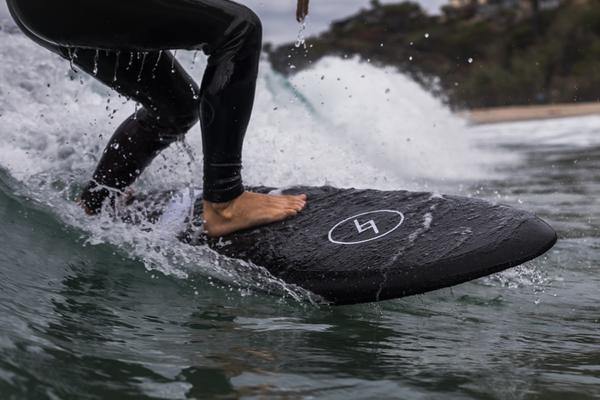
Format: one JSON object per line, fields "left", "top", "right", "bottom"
{"left": 242, "top": 8, "right": 263, "bottom": 50}
{"left": 166, "top": 110, "right": 199, "bottom": 135}
{"left": 145, "top": 105, "right": 200, "bottom": 146}
{"left": 216, "top": 6, "right": 262, "bottom": 56}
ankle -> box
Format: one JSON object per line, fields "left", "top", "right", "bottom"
{"left": 204, "top": 191, "right": 248, "bottom": 211}
{"left": 204, "top": 197, "right": 234, "bottom": 209}
{"left": 204, "top": 199, "right": 235, "bottom": 220}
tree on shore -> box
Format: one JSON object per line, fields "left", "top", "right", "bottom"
{"left": 268, "top": 0, "right": 600, "bottom": 108}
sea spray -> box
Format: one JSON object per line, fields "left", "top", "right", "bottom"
{"left": 92, "top": 49, "right": 100, "bottom": 76}
{"left": 151, "top": 50, "right": 163, "bottom": 79}
{"left": 178, "top": 138, "right": 199, "bottom": 230}
{"left": 112, "top": 51, "right": 120, "bottom": 82}
{"left": 295, "top": 21, "right": 307, "bottom": 49}
{"left": 137, "top": 52, "right": 147, "bottom": 82}
{"left": 171, "top": 50, "right": 177, "bottom": 73}
{"left": 126, "top": 51, "right": 134, "bottom": 71}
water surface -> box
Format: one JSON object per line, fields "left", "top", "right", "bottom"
{"left": 0, "top": 28, "right": 598, "bottom": 399}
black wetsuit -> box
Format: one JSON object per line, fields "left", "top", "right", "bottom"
{"left": 6, "top": 0, "right": 262, "bottom": 210}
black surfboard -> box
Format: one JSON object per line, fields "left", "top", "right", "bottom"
{"left": 125, "top": 186, "right": 557, "bottom": 305}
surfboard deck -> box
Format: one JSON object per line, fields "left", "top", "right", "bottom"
{"left": 125, "top": 186, "right": 557, "bottom": 305}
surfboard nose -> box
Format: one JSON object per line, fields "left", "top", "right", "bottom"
{"left": 326, "top": 211, "right": 558, "bottom": 305}
{"left": 509, "top": 215, "right": 557, "bottom": 261}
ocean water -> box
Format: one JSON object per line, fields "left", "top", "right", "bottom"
{"left": 0, "top": 26, "right": 598, "bottom": 399}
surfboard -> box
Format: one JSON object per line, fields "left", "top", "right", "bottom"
{"left": 124, "top": 186, "right": 557, "bottom": 305}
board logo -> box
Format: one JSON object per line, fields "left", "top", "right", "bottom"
{"left": 328, "top": 210, "right": 405, "bottom": 245}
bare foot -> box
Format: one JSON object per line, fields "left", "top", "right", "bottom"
{"left": 203, "top": 191, "right": 307, "bottom": 237}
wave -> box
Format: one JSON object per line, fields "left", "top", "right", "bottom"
{"left": 0, "top": 28, "right": 501, "bottom": 298}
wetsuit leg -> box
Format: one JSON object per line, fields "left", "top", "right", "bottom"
{"left": 72, "top": 50, "right": 202, "bottom": 211}
{"left": 6, "top": 0, "right": 262, "bottom": 210}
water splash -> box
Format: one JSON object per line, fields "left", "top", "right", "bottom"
{"left": 191, "top": 50, "right": 199, "bottom": 70}
{"left": 178, "top": 139, "right": 199, "bottom": 226}
{"left": 137, "top": 52, "right": 148, "bottom": 82}
{"left": 295, "top": 21, "right": 307, "bottom": 49}
{"left": 133, "top": 102, "right": 140, "bottom": 120}
{"left": 171, "top": 50, "right": 178, "bottom": 74}
{"left": 67, "top": 47, "right": 78, "bottom": 73}
{"left": 92, "top": 49, "right": 100, "bottom": 76}
{"left": 126, "top": 51, "right": 134, "bottom": 71}
{"left": 151, "top": 50, "right": 163, "bottom": 79}
{"left": 113, "top": 51, "right": 120, "bottom": 82}
{"left": 189, "top": 83, "right": 199, "bottom": 100}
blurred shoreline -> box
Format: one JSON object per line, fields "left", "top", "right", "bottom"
{"left": 463, "top": 102, "right": 600, "bottom": 125}
{"left": 269, "top": 1, "right": 600, "bottom": 110}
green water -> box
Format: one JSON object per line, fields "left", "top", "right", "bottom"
{"left": 0, "top": 117, "right": 599, "bottom": 399}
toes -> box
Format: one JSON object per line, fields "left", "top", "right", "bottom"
{"left": 277, "top": 196, "right": 305, "bottom": 210}
{"left": 273, "top": 194, "right": 307, "bottom": 211}
{"left": 284, "top": 194, "right": 307, "bottom": 201}
{"left": 289, "top": 202, "right": 304, "bottom": 212}
{"left": 295, "top": 199, "right": 307, "bottom": 210}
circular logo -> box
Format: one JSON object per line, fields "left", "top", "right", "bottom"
{"left": 328, "top": 210, "right": 405, "bottom": 245}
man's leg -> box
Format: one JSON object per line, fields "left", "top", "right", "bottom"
{"left": 8, "top": 1, "right": 200, "bottom": 211}
{"left": 8, "top": 0, "right": 306, "bottom": 233}
{"left": 70, "top": 49, "right": 201, "bottom": 212}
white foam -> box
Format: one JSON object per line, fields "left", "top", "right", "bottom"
{"left": 286, "top": 56, "right": 485, "bottom": 183}
{"left": 473, "top": 114, "right": 600, "bottom": 148}
{"left": 158, "top": 189, "right": 198, "bottom": 234}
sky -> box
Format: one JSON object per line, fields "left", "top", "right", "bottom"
{"left": 0, "top": 0, "right": 447, "bottom": 44}
{"left": 241, "top": 0, "right": 447, "bottom": 43}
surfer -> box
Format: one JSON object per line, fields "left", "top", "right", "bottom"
{"left": 6, "top": 0, "right": 310, "bottom": 236}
